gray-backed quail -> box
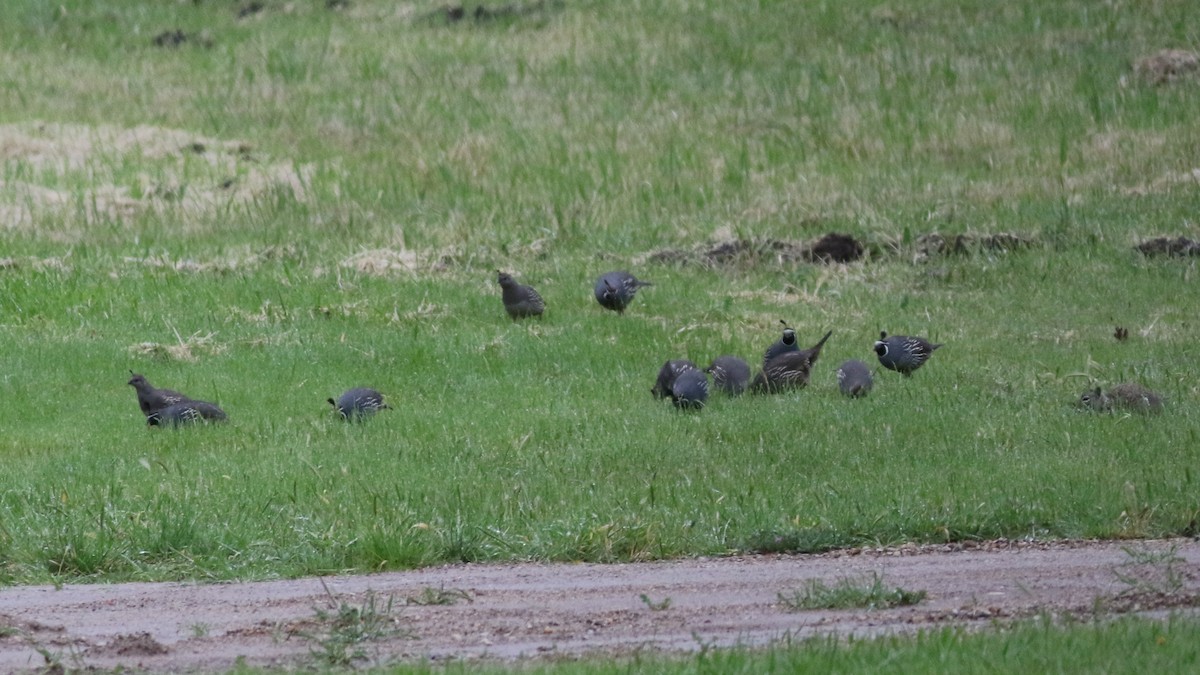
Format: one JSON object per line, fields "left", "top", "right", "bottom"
{"left": 651, "top": 359, "right": 698, "bottom": 399}
{"left": 763, "top": 320, "right": 799, "bottom": 365}
{"left": 1078, "top": 383, "right": 1164, "bottom": 415}
{"left": 706, "top": 355, "right": 751, "bottom": 396}
{"left": 328, "top": 387, "right": 390, "bottom": 420}
{"left": 873, "top": 331, "right": 942, "bottom": 376}
{"left": 751, "top": 330, "right": 832, "bottom": 394}
{"left": 128, "top": 371, "right": 189, "bottom": 418}
{"left": 147, "top": 400, "right": 228, "bottom": 427}
{"left": 670, "top": 368, "right": 709, "bottom": 410}
{"left": 836, "top": 359, "right": 873, "bottom": 398}
{"left": 594, "top": 271, "right": 651, "bottom": 314}
{"left": 496, "top": 270, "right": 545, "bottom": 320}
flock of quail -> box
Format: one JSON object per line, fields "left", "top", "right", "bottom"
{"left": 126, "top": 267, "right": 1163, "bottom": 426}
{"left": 495, "top": 269, "right": 945, "bottom": 411}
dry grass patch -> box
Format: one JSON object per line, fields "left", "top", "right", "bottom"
{"left": 128, "top": 331, "right": 225, "bottom": 362}
{"left": 339, "top": 247, "right": 459, "bottom": 276}
{"left": 123, "top": 245, "right": 299, "bottom": 274}
{"left": 1134, "top": 49, "right": 1200, "bottom": 86}
{"left": 0, "top": 122, "right": 316, "bottom": 233}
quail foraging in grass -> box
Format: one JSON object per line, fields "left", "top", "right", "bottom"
{"left": 763, "top": 320, "right": 799, "bottom": 365}
{"left": 127, "top": 371, "right": 189, "bottom": 418}
{"left": 670, "top": 368, "right": 709, "bottom": 410}
{"left": 836, "top": 359, "right": 873, "bottom": 398}
{"left": 496, "top": 270, "right": 545, "bottom": 320}
{"left": 873, "top": 331, "right": 942, "bottom": 376}
{"left": 146, "top": 400, "right": 227, "bottom": 427}
{"left": 1078, "top": 383, "right": 1164, "bottom": 415}
{"left": 706, "top": 355, "right": 751, "bottom": 396}
{"left": 651, "top": 359, "right": 698, "bottom": 399}
{"left": 593, "top": 271, "right": 652, "bottom": 314}
{"left": 751, "top": 330, "right": 832, "bottom": 394}
{"left": 328, "top": 388, "right": 390, "bottom": 421}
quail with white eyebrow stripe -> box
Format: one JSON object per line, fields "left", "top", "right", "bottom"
{"left": 874, "top": 331, "right": 942, "bottom": 376}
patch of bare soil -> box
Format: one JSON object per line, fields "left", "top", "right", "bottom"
{"left": 432, "top": 0, "right": 565, "bottom": 25}
{"left": 646, "top": 233, "right": 866, "bottom": 268}
{"left": 1134, "top": 49, "right": 1200, "bottom": 85}
{"left": 1, "top": 539, "right": 1197, "bottom": 672}
{"left": 1135, "top": 236, "right": 1200, "bottom": 258}
{"left": 644, "top": 231, "right": 1033, "bottom": 269}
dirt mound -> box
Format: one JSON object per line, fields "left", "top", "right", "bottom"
{"left": 1136, "top": 236, "right": 1200, "bottom": 257}
{"left": 432, "top": 0, "right": 565, "bottom": 25}
{"left": 646, "top": 233, "right": 865, "bottom": 268}
{"left": 645, "top": 231, "right": 1032, "bottom": 269}
{"left": 1134, "top": 49, "right": 1200, "bottom": 85}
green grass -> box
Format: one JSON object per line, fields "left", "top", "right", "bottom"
{"left": 0, "top": 0, "right": 1198, "bottom": 587}
{"left": 219, "top": 615, "right": 1200, "bottom": 673}
{"left": 777, "top": 572, "right": 927, "bottom": 611}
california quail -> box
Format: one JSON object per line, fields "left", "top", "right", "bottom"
{"left": 751, "top": 330, "right": 832, "bottom": 394}
{"left": 651, "top": 359, "right": 698, "bottom": 399}
{"left": 706, "top": 355, "right": 751, "bottom": 396}
{"left": 127, "top": 371, "right": 189, "bottom": 418}
{"left": 670, "top": 368, "right": 709, "bottom": 410}
{"left": 328, "top": 387, "right": 390, "bottom": 420}
{"left": 763, "top": 320, "right": 799, "bottom": 365}
{"left": 836, "top": 359, "right": 873, "bottom": 398}
{"left": 873, "top": 331, "right": 942, "bottom": 376}
{"left": 496, "top": 270, "right": 545, "bottom": 320}
{"left": 1078, "top": 383, "right": 1164, "bottom": 415}
{"left": 147, "top": 400, "right": 228, "bottom": 427}
{"left": 593, "top": 271, "right": 652, "bottom": 314}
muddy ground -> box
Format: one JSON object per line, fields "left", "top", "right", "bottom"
{"left": 1, "top": 538, "right": 1198, "bottom": 671}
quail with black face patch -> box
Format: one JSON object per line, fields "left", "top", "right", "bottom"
{"left": 593, "top": 271, "right": 651, "bottom": 314}
{"left": 763, "top": 320, "right": 798, "bottom": 365}
{"left": 496, "top": 270, "right": 545, "bottom": 320}
{"left": 874, "top": 331, "right": 942, "bottom": 376}
{"left": 836, "top": 359, "right": 873, "bottom": 398}
{"left": 328, "top": 388, "right": 390, "bottom": 420}
{"left": 706, "top": 355, "right": 751, "bottom": 396}
{"left": 751, "top": 330, "right": 832, "bottom": 394}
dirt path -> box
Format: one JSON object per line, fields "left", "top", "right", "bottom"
{"left": 2, "top": 539, "right": 1198, "bottom": 671}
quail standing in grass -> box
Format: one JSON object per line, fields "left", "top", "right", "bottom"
{"left": 1078, "top": 383, "right": 1164, "bottom": 415}
{"left": 593, "top": 271, "right": 652, "bottom": 314}
{"left": 651, "top": 359, "right": 698, "bottom": 399}
{"left": 127, "top": 371, "right": 189, "bottom": 418}
{"left": 670, "top": 368, "right": 709, "bottom": 410}
{"left": 751, "top": 330, "right": 832, "bottom": 394}
{"left": 496, "top": 270, "right": 545, "bottom": 320}
{"left": 706, "top": 355, "right": 751, "bottom": 396}
{"left": 328, "top": 387, "right": 390, "bottom": 421}
{"left": 836, "top": 359, "right": 873, "bottom": 398}
{"left": 874, "top": 331, "right": 942, "bottom": 376}
{"left": 763, "top": 320, "right": 799, "bottom": 365}
{"left": 147, "top": 400, "right": 228, "bottom": 427}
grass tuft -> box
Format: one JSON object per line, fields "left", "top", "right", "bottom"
{"left": 778, "top": 573, "right": 927, "bottom": 611}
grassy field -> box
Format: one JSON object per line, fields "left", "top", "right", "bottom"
{"left": 0, "top": 0, "right": 1197, "bottom": 590}
{"left": 297, "top": 615, "right": 1200, "bottom": 674}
